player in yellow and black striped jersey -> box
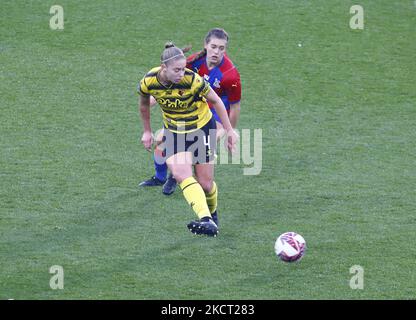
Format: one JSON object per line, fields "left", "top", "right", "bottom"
{"left": 138, "top": 66, "right": 212, "bottom": 133}
{"left": 138, "top": 42, "right": 238, "bottom": 237}
{"left": 140, "top": 28, "right": 241, "bottom": 203}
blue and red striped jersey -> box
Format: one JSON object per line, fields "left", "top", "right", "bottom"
{"left": 187, "top": 52, "right": 241, "bottom": 115}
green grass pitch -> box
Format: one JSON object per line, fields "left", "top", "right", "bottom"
{"left": 1, "top": 0, "right": 415, "bottom": 299}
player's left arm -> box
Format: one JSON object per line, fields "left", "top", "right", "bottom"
{"left": 205, "top": 89, "right": 231, "bottom": 130}
{"left": 205, "top": 88, "right": 238, "bottom": 153}
{"left": 195, "top": 73, "right": 238, "bottom": 152}
{"left": 229, "top": 102, "right": 240, "bottom": 129}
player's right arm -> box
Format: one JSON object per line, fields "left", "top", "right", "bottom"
{"left": 149, "top": 96, "right": 158, "bottom": 108}
{"left": 138, "top": 78, "right": 153, "bottom": 151}
{"left": 139, "top": 95, "right": 153, "bottom": 151}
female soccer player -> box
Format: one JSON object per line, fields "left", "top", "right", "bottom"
{"left": 140, "top": 29, "right": 241, "bottom": 205}
{"left": 138, "top": 42, "right": 238, "bottom": 236}
{"left": 187, "top": 28, "right": 241, "bottom": 137}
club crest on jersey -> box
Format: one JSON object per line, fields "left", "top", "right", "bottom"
{"left": 213, "top": 78, "right": 221, "bottom": 88}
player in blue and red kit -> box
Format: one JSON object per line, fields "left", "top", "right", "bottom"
{"left": 139, "top": 29, "right": 241, "bottom": 224}
{"left": 186, "top": 29, "right": 241, "bottom": 134}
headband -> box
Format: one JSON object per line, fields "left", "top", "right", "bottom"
{"left": 161, "top": 53, "right": 185, "bottom": 63}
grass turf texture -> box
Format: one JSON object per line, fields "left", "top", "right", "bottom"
{"left": 0, "top": 0, "right": 415, "bottom": 299}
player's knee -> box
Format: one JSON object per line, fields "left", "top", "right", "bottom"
{"left": 198, "top": 179, "right": 213, "bottom": 193}
{"left": 170, "top": 168, "right": 192, "bottom": 184}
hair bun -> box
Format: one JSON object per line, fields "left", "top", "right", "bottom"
{"left": 165, "top": 41, "right": 175, "bottom": 49}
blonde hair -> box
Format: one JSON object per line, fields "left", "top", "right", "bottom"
{"left": 161, "top": 42, "right": 185, "bottom": 65}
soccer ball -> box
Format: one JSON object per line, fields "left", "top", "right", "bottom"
{"left": 274, "top": 232, "right": 306, "bottom": 262}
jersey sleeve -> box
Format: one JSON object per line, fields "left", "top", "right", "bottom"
{"left": 192, "top": 73, "right": 211, "bottom": 97}
{"left": 137, "top": 77, "right": 150, "bottom": 96}
{"left": 224, "top": 68, "right": 241, "bottom": 104}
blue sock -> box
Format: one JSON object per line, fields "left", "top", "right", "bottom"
{"left": 154, "top": 149, "right": 167, "bottom": 182}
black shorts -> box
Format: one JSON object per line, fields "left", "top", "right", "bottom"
{"left": 162, "top": 116, "right": 217, "bottom": 164}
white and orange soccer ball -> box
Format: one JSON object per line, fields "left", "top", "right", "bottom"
{"left": 274, "top": 232, "right": 306, "bottom": 262}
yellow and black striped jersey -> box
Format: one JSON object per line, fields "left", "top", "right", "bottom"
{"left": 138, "top": 67, "right": 213, "bottom": 133}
